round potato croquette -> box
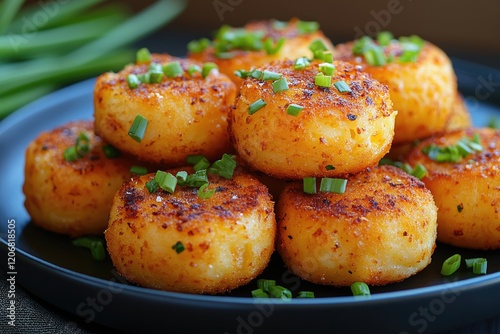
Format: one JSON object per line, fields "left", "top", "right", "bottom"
{"left": 336, "top": 40, "right": 458, "bottom": 144}
{"left": 23, "top": 120, "right": 134, "bottom": 237}
{"left": 188, "top": 18, "right": 334, "bottom": 87}
{"left": 229, "top": 59, "right": 397, "bottom": 179}
{"left": 276, "top": 165, "right": 437, "bottom": 286}
{"left": 406, "top": 128, "right": 500, "bottom": 250}
{"left": 94, "top": 54, "right": 237, "bottom": 167}
{"left": 105, "top": 166, "right": 276, "bottom": 294}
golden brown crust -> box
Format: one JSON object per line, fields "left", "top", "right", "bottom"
{"left": 276, "top": 165, "right": 437, "bottom": 286}
{"left": 229, "top": 59, "right": 397, "bottom": 179}
{"left": 407, "top": 128, "right": 500, "bottom": 249}
{"left": 105, "top": 165, "right": 276, "bottom": 294}
{"left": 23, "top": 120, "right": 135, "bottom": 237}
{"left": 336, "top": 41, "right": 458, "bottom": 144}
{"left": 94, "top": 53, "right": 237, "bottom": 167}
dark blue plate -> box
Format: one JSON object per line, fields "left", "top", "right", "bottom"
{"left": 1, "top": 59, "right": 500, "bottom": 334}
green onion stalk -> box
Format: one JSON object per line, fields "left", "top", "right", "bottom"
{"left": 0, "top": 0, "right": 187, "bottom": 120}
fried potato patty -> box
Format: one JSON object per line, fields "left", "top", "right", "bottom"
{"left": 94, "top": 54, "right": 237, "bottom": 167}
{"left": 406, "top": 128, "right": 500, "bottom": 250}
{"left": 105, "top": 165, "right": 276, "bottom": 294}
{"left": 23, "top": 120, "right": 134, "bottom": 237}
{"left": 229, "top": 59, "right": 396, "bottom": 179}
{"left": 276, "top": 165, "right": 437, "bottom": 286}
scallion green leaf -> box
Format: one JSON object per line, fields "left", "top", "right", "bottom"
{"left": 319, "top": 177, "right": 347, "bottom": 194}
{"left": 303, "top": 177, "right": 317, "bottom": 194}
{"left": 209, "top": 153, "right": 237, "bottom": 179}
{"left": 187, "top": 38, "right": 211, "bottom": 53}
{"left": 297, "top": 291, "right": 315, "bottom": 298}
{"left": 351, "top": 282, "right": 371, "bottom": 296}
{"left": 154, "top": 170, "right": 177, "bottom": 193}
{"left": 202, "top": 62, "right": 218, "bottom": 78}
{"left": 128, "top": 114, "right": 148, "bottom": 143}
{"left": 130, "top": 165, "right": 148, "bottom": 175}
{"left": 248, "top": 99, "right": 267, "bottom": 115}
{"left": 268, "top": 285, "right": 292, "bottom": 300}
{"left": 441, "top": 254, "right": 461, "bottom": 276}
{"left": 136, "top": 47, "right": 151, "bottom": 63}
{"left": 286, "top": 104, "right": 304, "bottom": 116}
{"left": 272, "top": 77, "right": 289, "bottom": 93}
{"left": 297, "top": 20, "right": 319, "bottom": 34}
{"left": 162, "top": 61, "right": 183, "bottom": 78}
{"left": 72, "top": 236, "right": 106, "bottom": 261}
{"left": 294, "top": 57, "right": 310, "bottom": 70}
{"left": 198, "top": 183, "right": 215, "bottom": 199}
{"left": 102, "top": 144, "right": 120, "bottom": 158}
{"left": 127, "top": 73, "right": 141, "bottom": 89}
{"left": 334, "top": 80, "right": 351, "bottom": 93}
{"left": 377, "top": 31, "right": 394, "bottom": 46}
{"left": 314, "top": 73, "right": 331, "bottom": 88}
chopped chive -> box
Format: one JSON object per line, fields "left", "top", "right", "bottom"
{"left": 130, "top": 165, "right": 148, "bottom": 175}
{"left": 286, "top": 104, "right": 304, "bottom": 116}
{"left": 319, "top": 51, "right": 333, "bottom": 63}
{"left": 248, "top": 99, "right": 267, "bottom": 114}
{"left": 198, "top": 183, "right": 215, "bottom": 199}
{"left": 175, "top": 171, "right": 188, "bottom": 185}
{"left": 172, "top": 241, "right": 185, "bottom": 254}
{"left": 186, "top": 154, "right": 208, "bottom": 165}
{"left": 422, "top": 135, "right": 483, "bottom": 163}
{"left": 303, "top": 177, "right": 317, "bottom": 194}
{"left": 193, "top": 157, "right": 211, "bottom": 171}
{"left": 102, "top": 144, "right": 120, "bottom": 158}
{"left": 326, "top": 165, "right": 335, "bottom": 171}
{"left": 72, "top": 237, "right": 106, "bottom": 261}
{"left": 441, "top": 254, "right": 461, "bottom": 276}
{"left": 162, "top": 61, "right": 183, "bottom": 78}
{"left": 136, "top": 47, "right": 151, "bottom": 63}
{"left": 410, "top": 163, "right": 427, "bottom": 179}
{"left": 128, "top": 114, "right": 148, "bottom": 143}
{"left": 251, "top": 288, "right": 269, "bottom": 298}
{"left": 202, "top": 62, "right": 218, "bottom": 78}
{"left": 145, "top": 179, "right": 158, "bottom": 193}
{"left": 364, "top": 47, "right": 386, "bottom": 66}
{"left": 136, "top": 72, "right": 150, "bottom": 84}
{"left": 334, "top": 80, "right": 352, "bottom": 93}
{"left": 187, "top": 38, "right": 211, "bottom": 53}
{"left": 377, "top": 31, "right": 394, "bottom": 46}
{"left": 148, "top": 70, "right": 164, "bottom": 84}
{"left": 466, "top": 258, "right": 487, "bottom": 275}
{"left": 297, "top": 20, "right": 319, "bottom": 34}
{"left": 297, "top": 291, "right": 315, "bottom": 298}
{"left": 127, "top": 73, "right": 141, "bottom": 89}
{"left": 457, "top": 203, "right": 464, "bottom": 213}
{"left": 294, "top": 57, "right": 311, "bottom": 70}
{"left": 63, "top": 147, "right": 79, "bottom": 162}
{"left": 185, "top": 169, "right": 209, "bottom": 187}
{"left": 319, "top": 178, "right": 347, "bottom": 194}
{"left": 188, "top": 64, "right": 202, "bottom": 76}
{"left": 268, "top": 285, "right": 292, "bottom": 300}
{"left": 209, "top": 153, "right": 237, "bottom": 179}
{"left": 309, "top": 39, "right": 328, "bottom": 54}
{"left": 315, "top": 73, "right": 332, "bottom": 88}
{"left": 472, "top": 259, "right": 487, "bottom": 275}
{"left": 261, "top": 70, "right": 282, "bottom": 81}
{"left": 257, "top": 279, "right": 276, "bottom": 292}
{"left": 154, "top": 171, "right": 177, "bottom": 193}
{"left": 351, "top": 282, "right": 371, "bottom": 296}
{"left": 272, "top": 77, "right": 289, "bottom": 93}
{"left": 319, "top": 62, "right": 335, "bottom": 76}
{"left": 263, "top": 37, "right": 285, "bottom": 55}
